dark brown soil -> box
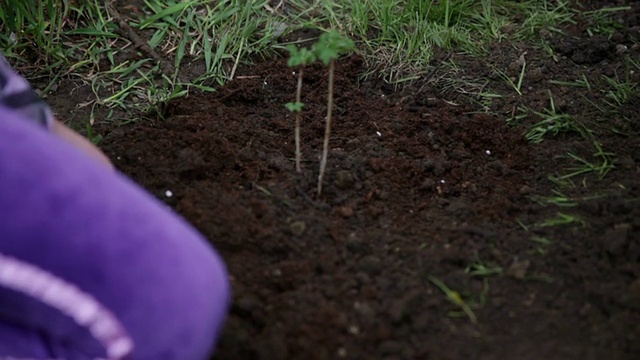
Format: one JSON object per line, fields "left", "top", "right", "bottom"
{"left": 45, "top": 2, "right": 640, "bottom": 359}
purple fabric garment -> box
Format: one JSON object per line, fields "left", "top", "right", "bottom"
{"left": 0, "top": 54, "right": 53, "bottom": 129}
{"left": 0, "top": 107, "right": 230, "bottom": 359}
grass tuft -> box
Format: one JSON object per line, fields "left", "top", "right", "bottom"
{"left": 428, "top": 276, "right": 478, "bottom": 324}
{"left": 524, "top": 91, "right": 589, "bottom": 143}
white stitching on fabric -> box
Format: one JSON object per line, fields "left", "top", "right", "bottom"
{"left": 0, "top": 253, "right": 134, "bottom": 359}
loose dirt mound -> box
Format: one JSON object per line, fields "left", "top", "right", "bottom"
{"left": 99, "top": 44, "right": 639, "bottom": 359}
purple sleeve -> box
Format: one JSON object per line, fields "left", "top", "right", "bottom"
{"left": 0, "top": 107, "right": 230, "bottom": 359}
{"left": 0, "top": 54, "right": 54, "bottom": 129}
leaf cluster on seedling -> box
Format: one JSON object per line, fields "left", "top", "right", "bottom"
{"left": 284, "top": 30, "right": 355, "bottom": 195}
{"left": 311, "top": 30, "right": 355, "bottom": 66}
{"left": 286, "top": 46, "right": 317, "bottom": 68}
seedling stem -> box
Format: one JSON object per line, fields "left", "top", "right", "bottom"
{"left": 294, "top": 69, "right": 304, "bottom": 172}
{"left": 285, "top": 45, "right": 316, "bottom": 173}
{"left": 318, "top": 59, "right": 335, "bottom": 195}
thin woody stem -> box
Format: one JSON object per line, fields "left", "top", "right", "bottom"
{"left": 317, "top": 59, "right": 335, "bottom": 196}
{"left": 295, "top": 68, "right": 304, "bottom": 172}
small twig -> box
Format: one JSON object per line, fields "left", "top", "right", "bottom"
{"left": 294, "top": 68, "right": 304, "bottom": 172}
{"left": 229, "top": 38, "right": 245, "bottom": 81}
{"left": 218, "top": 88, "right": 241, "bottom": 102}
{"left": 252, "top": 183, "right": 272, "bottom": 196}
{"left": 279, "top": 37, "right": 320, "bottom": 46}
{"left": 107, "top": 5, "right": 188, "bottom": 83}
{"left": 317, "top": 58, "right": 335, "bottom": 196}
{"left": 424, "top": 52, "right": 453, "bottom": 83}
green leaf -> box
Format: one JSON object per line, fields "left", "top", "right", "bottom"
{"left": 314, "top": 46, "right": 338, "bottom": 65}
{"left": 286, "top": 44, "right": 299, "bottom": 56}
{"left": 335, "top": 37, "right": 355, "bottom": 53}
{"left": 311, "top": 30, "right": 354, "bottom": 65}
{"left": 299, "top": 48, "right": 317, "bottom": 65}
{"left": 139, "top": 1, "right": 192, "bottom": 29}
{"left": 64, "top": 28, "right": 119, "bottom": 37}
{"left": 285, "top": 101, "right": 304, "bottom": 112}
{"left": 286, "top": 45, "right": 316, "bottom": 67}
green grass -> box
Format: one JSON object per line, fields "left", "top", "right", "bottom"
{"left": 0, "top": 0, "right": 284, "bottom": 121}
{"left": 2, "top": 1, "right": 627, "bottom": 207}
{"left": 284, "top": 0, "right": 576, "bottom": 82}
{"left": 521, "top": 91, "right": 589, "bottom": 143}
{"left": 548, "top": 141, "right": 616, "bottom": 188}
{"left": 0, "top": 1, "right": 120, "bottom": 91}
{"left": 582, "top": 6, "right": 631, "bottom": 36}
{"left": 548, "top": 74, "right": 591, "bottom": 91}
{"left": 531, "top": 189, "right": 607, "bottom": 207}
{"left": 529, "top": 236, "right": 552, "bottom": 255}
{"left": 1, "top": 0, "right": 583, "bottom": 121}
{"left": 1, "top": 0, "right": 70, "bottom": 63}
{"left": 465, "top": 256, "right": 503, "bottom": 277}
{"left": 516, "top": 0, "right": 575, "bottom": 38}
{"left": 505, "top": 85, "right": 618, "bottom": 185}
{"left": 537, "top": 212, "right": 585, "bottom": 228}
{"left": 602, "top": 68, "right": 638, "bottom": 107}
{"left": 428, "top": 276, "right": 478, "bottom": 324}
{"left": 493, "top": 57, "right": 527, "bottom": 96}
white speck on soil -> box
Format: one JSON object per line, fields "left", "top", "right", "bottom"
{"left": 348, "top": 325, "right": 360, "bottom": 335}
{"left": 165, "top": 190, "right": 173, "bottom": 197}
{"left": 376, "top": 131, "right": 382, "bottom": 137}
{"left": 486, "top": 150, "right": 491, "bottom": 155}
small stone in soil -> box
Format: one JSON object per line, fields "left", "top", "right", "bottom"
{"left": 354, "top": 301, "right": 375, "bottom": 318}
{"left": 348, "top": 325, "right": 360, "bottom": 335}
{"left": 421, "top": 178, "right": 436, "bottom": 191}
{"left": 359, "top": 256, "right": 383, "bottom": 276}
{"left": 335, "top": 170, "right": 356, "bottom": 189}
{"left": 289, "top": 221, "right": 306, "bottom": 237}
{"left": 506, "top": 259, "right": 530, "bottom": 279}
{"left": 338, "top": 205, "right": 354, "bottom": 217}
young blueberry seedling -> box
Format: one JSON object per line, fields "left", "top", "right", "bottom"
{"left": 311, "top": 30, "right": 355, "bottom": 196}
{"left": 285, "top": 45, "right": 317, "bottom": 173}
